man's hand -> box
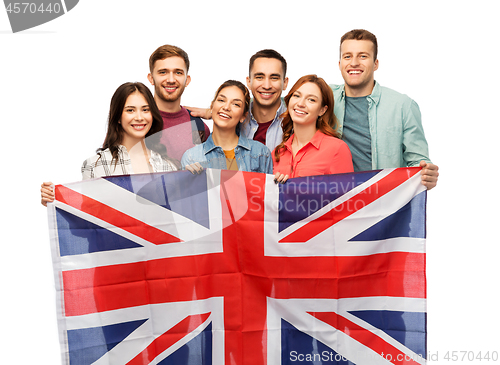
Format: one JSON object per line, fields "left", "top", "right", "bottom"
{"left": 419, "top": 161, "right": 439, "bottom": 190}
{"left": 41, "top": 181, "right": 55, "bottom": 207}
{"left": 185, "top": 107, "right": 212, "bottom": 120}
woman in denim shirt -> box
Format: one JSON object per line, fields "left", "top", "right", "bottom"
{"left": 181, "top": 80, "right": 273, "bottom": 174}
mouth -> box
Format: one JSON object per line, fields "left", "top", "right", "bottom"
{"left": 163, "top": 85, "right": 178, "bottom": 93}
{"left": 258, "top": 91, "right": 275, "bottom": 99}
{"left": 218, "top": 112, "right": 231, "bottom": 120}
{"left": 293, "top": 109, "right": 307, "bottom": 116}
{"left": 347, "top": 70, "right": 362, "bottom": 75}
{"left": 131, "top": 124, "right": 147, "bottom": 131}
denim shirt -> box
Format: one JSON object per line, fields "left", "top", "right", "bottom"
{"left": 180, "top": 134, "right": 273, "bottom": 174}
{"left": 240, "top": 99, "right": 287, "bottom": 152}
{"left": 331, "top": 81, "right": 431, "bottom": 169}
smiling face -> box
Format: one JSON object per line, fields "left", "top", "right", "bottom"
{"left": 211, "top": 86, "right": 247, "bottom": 132}
{"left": 147, "top": 56, "right": 191, "bottom": 107}
{"left": 246, "top": 57, "right": 288, "bottom": 111}
{"left": 119, "top": 91, "right": 153, "bottom": 147}
{"left": 288, "top": 82, "right": 328, "bottom": 128}
{"left": 339, "top": 39, "right": 379, "bottom": 97}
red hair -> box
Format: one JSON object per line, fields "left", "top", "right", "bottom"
{"left": 274, "top": 75, "right": 340, "bottom": 162}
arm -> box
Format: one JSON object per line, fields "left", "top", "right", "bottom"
{"left": 81, "top": 159, "right": 93, "bottom": 180}
{"left": 330, "top": 141, "right": 354, "bottom": 174}
{"left": 402, "top": 100, "right": 431, "bottom": 167}
{"left": 41, "top": 182, "right": 54, "bottom": 207}
{"left": 402, "top": 101, "right": 438, "bottom": 189}
{"left": 185, "top": 107, "right": 212, "bottom": 120}
{"left": 181, "top": 151, "right": 204, "bottom": 175}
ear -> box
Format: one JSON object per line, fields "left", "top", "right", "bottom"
{"left": 283, "top": 77, "right": 289, "bottom": 91}
{"left": 240, "top": 111, "right": 248, "bottom": 123}
{"left": 185, "top": 75, "right": 191, "bottom": 87}
{"left": 374, "top": 59, "right": 379, "bottom": 71}
{"left": 246, "top": 76, "right": 251, "bottom": 89}
{"left": 319, "top": 105, "right": 328, "bottom": 117}
{"left": 147, "top": 73, "right": 155, "bottom": 86}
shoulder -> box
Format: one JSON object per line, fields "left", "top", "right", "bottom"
{"left": 82, "top": 149, "right": 109, "bottom": 168}
{"left": 183, "top": 143, "right": 203, "bottom": 157}
{"left": 329, "top": 84, "right": 344, "bottom": 97}
{"left": 320, "top": 134, "right": 350, "bottom": 153}
{"left": 376, "top": 83, "right": 417, "bottom": 107}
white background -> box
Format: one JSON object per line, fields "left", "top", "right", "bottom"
{"left": 1, "top": 1, "right": 498, "bottom": 363}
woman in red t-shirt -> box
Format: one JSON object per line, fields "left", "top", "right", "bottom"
{"left": 273, "top": 75, "right": 353, "bottom": 183}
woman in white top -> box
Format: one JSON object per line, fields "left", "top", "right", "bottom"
{"left": 41, "top": 82, "right": 177, "bottom": 206}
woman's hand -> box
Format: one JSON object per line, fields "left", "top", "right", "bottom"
{"left": 41, "top": 181, "right": 55, "bottom": 207}
{"left": 185, "top": 162, "right": 204, "bottom": 175}
{"left": 274, "top": 172, "right": 289, "bottom": 184}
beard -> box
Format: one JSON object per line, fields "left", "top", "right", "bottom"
{"left": 155, "top": 82, "right": 185, "bottom": 103}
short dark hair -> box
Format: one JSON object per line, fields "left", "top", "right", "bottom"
{"left": 249, "top": 49, "right": 287, "bottom": 77}
{"left": 340, "top": 29, "right": 378, "bottom": 60}
{"left": 149, "top": 44, "right": 190, "bottom": 73}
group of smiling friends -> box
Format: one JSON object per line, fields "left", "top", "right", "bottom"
{"left": 41, "top": 29, "right": 439, "bottom": 206}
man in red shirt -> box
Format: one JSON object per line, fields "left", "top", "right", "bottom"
{"left": 147, "top": 45, "right": 210, "bottom": 163}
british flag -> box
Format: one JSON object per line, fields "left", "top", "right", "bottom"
{"left": 47, "top": 167, "right": 427, "bottom": 365}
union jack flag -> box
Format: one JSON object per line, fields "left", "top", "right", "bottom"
{"left": 47, "top": 168, "right": 427, "bottom": 365}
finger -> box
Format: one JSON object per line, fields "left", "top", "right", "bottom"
{"left": 185, "top": 164, "right": 197, "bottom": 175}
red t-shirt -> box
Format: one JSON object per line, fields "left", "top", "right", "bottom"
{"left": 253, "top": 120, "right": 273, "bottom": 145}
{"left": 272, "top": 130, "right": 353, "bottom": 178}
{"left": 159, "top": 107, "right": 210, "bottom": 162}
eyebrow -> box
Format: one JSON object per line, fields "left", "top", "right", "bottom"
{"left": 293, "top": 91, "right": 320, "bottom": 99}
{"left": 124, "top": 104, "right": 149, "bottom": 108}
{"left": 157, "top": 68, "right": 184, "bottom": 73}
{"left": 218, "top": 94, "right": 243, "bottom": 103}
{"left": 253, "top": 72, "right": 282, "bottom": 78}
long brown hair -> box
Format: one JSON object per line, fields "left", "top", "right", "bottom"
{"left": 274, "top": 75, "right": 340, "bottom": 162}
{"left": 99, "top": 82, "right": 168, "bottom": 164}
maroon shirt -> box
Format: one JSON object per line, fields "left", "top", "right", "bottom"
{"left": 159, "top": 107, "right": 210, "bottom": 162}
{"left": 253, "top": 120, "right": 273, "bottom": 145}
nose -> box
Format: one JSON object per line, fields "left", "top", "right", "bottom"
{"left": 135, "top": 110, "right": 145, "bottom": 120}
{"left": 262, "top": 77, "right": 272, "bottom": 89}
{"left": 349, "top": 56, "right": 359, "bottom": 67}
{"left": 296, "top": 96, "right": 306, "bottom": 107}
{"left": 167, "top": 72, "right": 175, "bottom": 83}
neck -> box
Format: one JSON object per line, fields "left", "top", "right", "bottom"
{"left": 155, "top": 95, "right": 182, "bottom": 113}
{"left": 344, "top": 80, "right": 375, "bottom": 98}
{"left": 212, "top": 126, "right": 239, "bottom": 151}
{"left": 292, "top": 123, "right": 317, "bottom": 149}
{"left": 251, "top": 100, "right": 281, "bottom": 124}
{"left": 121, "top": 138, "right": 148, "bottom": 156}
